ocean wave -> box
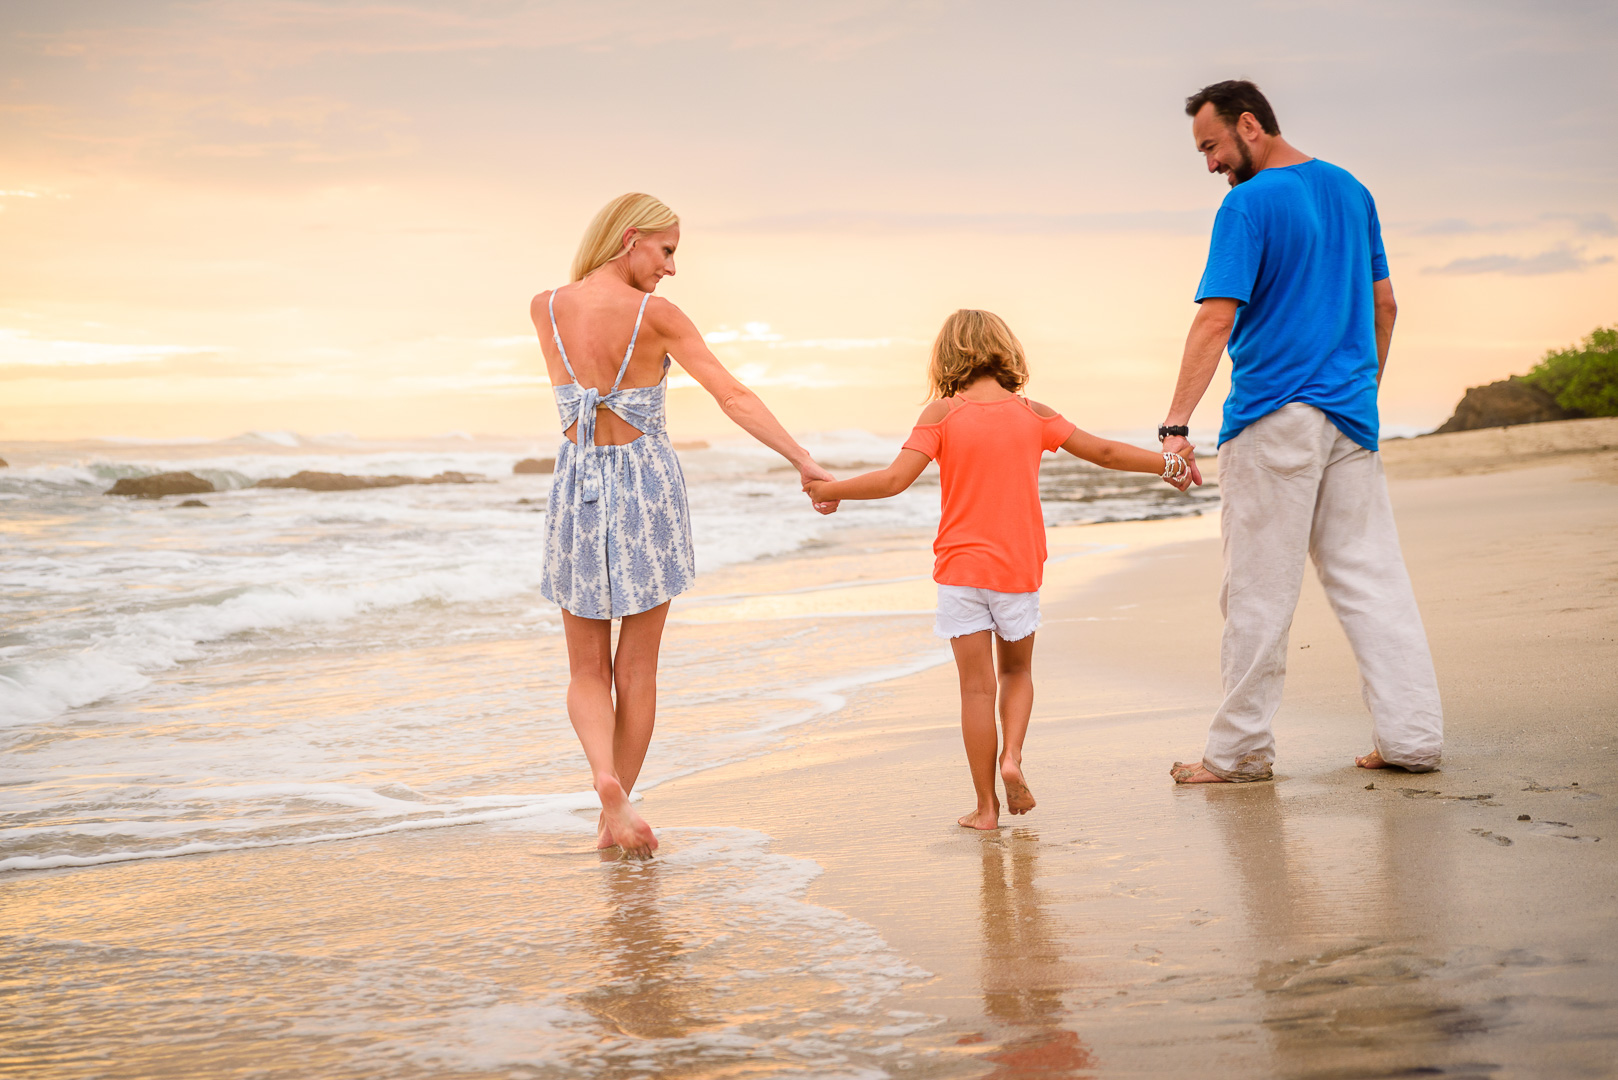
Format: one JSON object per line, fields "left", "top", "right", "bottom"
{"left": 0, "top": 556, "right": 549, "bottom": 725}
{"left": 0, "top": 792, "right": 599, "bottom": 872}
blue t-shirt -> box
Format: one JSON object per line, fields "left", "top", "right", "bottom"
{"left": 1195, "top": 159, "right": 1388, "bottom": 450}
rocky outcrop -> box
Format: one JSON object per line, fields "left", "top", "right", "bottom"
{"left": 253, "top": 470, "right": 480, "bottom": 491}
{"left": 105, "top": 472, "right": 215, "bottom": 498}
{"left": 0, "top": 457, "right": 7, "bottom": 468}
{"left": 513, "top": 457, "right": 555, "bottom": 474}
{"left": 177, "top": 499, "right": 209, "bottom": 508}
{"left": 1434, "top": 379, "right": 1577, "bottom": 434}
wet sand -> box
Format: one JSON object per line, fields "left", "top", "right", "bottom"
{"left": 654, "top": 430, "right": 1618, "bottom": 1077}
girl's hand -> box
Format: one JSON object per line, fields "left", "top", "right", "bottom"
{"left": 1162, "top": 436, "right": 1203, "bottom": 486}
{"left": 800, "top": 462, "right": 840, "bottom": 515}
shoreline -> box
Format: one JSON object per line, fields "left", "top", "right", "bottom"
{"left": 3, "top": 427, "right": 1614, "bottom": 1075}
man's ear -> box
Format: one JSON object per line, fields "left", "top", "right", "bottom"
{"left": 1238, "top": 112, "right": 1265, "bottom": 142}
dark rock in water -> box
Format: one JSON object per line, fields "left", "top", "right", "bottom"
{"left": 1435, "top": 379, "right": 1577, "bottom": 433}
{"left": 0, "top": 457, "right": 8, "bottom": 468}
{"left": 177, "top": 499, "right": 209, "bottom": 508}
{"left": 253, "top": 470, "right": 481, "bottom": 492}
{"left": 513, "top": 457, "right": 555, "bottom": 475}
{"left": 106, "top": 472, "right": 215, "bottom": 498}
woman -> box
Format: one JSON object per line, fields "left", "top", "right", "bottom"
{"left": 532, "top": 193, "right": 835, "bottom": 858}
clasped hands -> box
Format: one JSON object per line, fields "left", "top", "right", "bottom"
{"left": 799, "top": 461, "right": 839, "bottom": 515}
{"left": 1162, "top": 436, "right": 1203, "bottom": 493}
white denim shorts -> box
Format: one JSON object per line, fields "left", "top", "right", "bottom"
{"left": 934, "top": 584, "right": 1041, "bottom": 641}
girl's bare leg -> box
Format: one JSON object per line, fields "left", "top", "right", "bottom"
{"left": 951, "top": 631, "right": 1001, "bottom": 830}
{"left": 994, "top": 632, "right": 1037, "bottom": 814}
{"left": 562, "top": 609, "right": 658, "bottom": 857}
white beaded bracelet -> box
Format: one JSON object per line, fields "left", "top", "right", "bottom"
{"left": 1162, "top": 451, "right": 1188, "bottom": 483}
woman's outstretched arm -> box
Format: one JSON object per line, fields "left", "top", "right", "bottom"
{"left": 655, "top": 300, "right": 834, "bottom": 499}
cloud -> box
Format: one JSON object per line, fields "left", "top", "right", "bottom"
{"left": 0, "top": 328, "right": 227, "bottom": 366}
{"left": 1404, "top": 212, "right": 1618, "bottom": 238}
{"left": 718, "top": 209, "right": 1214, "bottom": 236}
{"left": 1543, "top": 211, "right": 1618, "bottom": 237}
{"left": 669, "top": 362, "right": 848, "bottom": 391}
{"left": 1406, "top": 218, "right": 1516, "bottom": 236}
{"left": 1423, "top": 245, "right": 1615, "bottom": 277}
{"left": 703, "top": 323, "right": 922, "bottom": 350}
{"left": 19, "top": 0, "right": 934, "bottom": 72}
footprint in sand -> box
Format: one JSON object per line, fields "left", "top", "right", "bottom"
{"left": 1470, "top": 829, "right": 1512, "bottom": 846}
{"left": 1528, "top": 821, "right": 1601, "bottom": 842}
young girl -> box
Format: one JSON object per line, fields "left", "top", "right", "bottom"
{"left": 804, "top": 310, "right": 1193, "bottom": 830}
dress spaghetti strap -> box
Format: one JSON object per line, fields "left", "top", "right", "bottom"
{"left": 546, "top": 288, "right": 577, "bottom": 383}
{"left": 612, "top": 294, "right": 650, "bottom": 394}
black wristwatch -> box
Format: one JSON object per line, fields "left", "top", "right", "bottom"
{"left": 1158, "top": 424, "right": 1189, "bottom": 442}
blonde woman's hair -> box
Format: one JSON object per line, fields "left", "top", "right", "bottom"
{"left": 570, "top": 193, "right": 680, "bottom": 282}
{"left": 927, "top": 309, "right": 1030, "bottom": 399}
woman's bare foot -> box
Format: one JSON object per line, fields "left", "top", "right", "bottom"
{"left": 958, "top": 801, "right": 1000, "bottom": 830}
{"left": 1170, "top": 761, "right": 1230, "bottom": 784}
{"left": 1000, "top": 759, "right": 1036, "bottom": 815}
{"left": 596, "top": 775, "right": 657, "bottom": 858}
{"left": 596, "top": 812, "right": 615, "bottom": 851}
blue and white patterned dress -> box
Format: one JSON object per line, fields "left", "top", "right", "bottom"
{"left": 540, "top": 287, "right": 697, "bottom": 619}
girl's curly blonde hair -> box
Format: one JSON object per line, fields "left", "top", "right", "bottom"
{"left": 927, "top": 309, "right": 1030, "bottom": 399}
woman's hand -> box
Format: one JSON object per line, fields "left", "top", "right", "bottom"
{"left": 800, "top": 461, "right": 839, "bottom": 515}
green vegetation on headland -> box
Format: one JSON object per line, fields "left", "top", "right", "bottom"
{"left": 1520, "top": 324, "right": 1618, "bottom": 418}
{"left": 1436, "top": 322, "right": 1618, "bottom": 433}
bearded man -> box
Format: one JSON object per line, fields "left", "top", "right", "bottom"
{"left": 1161, "top": 79, "right": 1443, "bottom": 783}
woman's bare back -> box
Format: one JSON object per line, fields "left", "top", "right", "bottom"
{"left": 534, "top": 280, "right": 672, "bottom": 446}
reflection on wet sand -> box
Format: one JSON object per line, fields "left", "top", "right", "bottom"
{"left": 974, "top": 829, "right": 1098, "bottom": 1077}
{"left": 1202, "top": 784, "right": 1497, "bottom": 1078}
{"left": 574, "top": 857, "right": 709, "bottom": 1041}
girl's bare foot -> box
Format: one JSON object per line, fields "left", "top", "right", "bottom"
{"left": 596, "top": 812, "right": 615, "bottom": 851}
{"left": 1000, "top": 760, "right": 1036, "bottom": 815}
{"left": 596, "top": 775, "right": 657, "bottom": 858}
{"left": 1356, "top": 749, "right": 1390, "bottom": 769}
{"left": 958, "top": 802, "right": 1000, "bottom": 830}
{"left": 1170, "top": 761, "right": 1230, "bottom": 784}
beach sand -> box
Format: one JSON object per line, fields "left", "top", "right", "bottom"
{"left": 652, "top": 420, "right": 1618, "bottom": 1076}
{"left": 5, "top": 420, "right": 1615, "bottom": 1077}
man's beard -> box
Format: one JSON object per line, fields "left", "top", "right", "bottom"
{"left": 1229, "top": 140, "right": 1257, "bottom": 185}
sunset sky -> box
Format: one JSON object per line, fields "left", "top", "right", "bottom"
{"left": 2, "top": 1, "right": 1614, "bottom": 442}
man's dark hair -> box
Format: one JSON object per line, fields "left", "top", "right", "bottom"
{"left": 1185, "top": 80, "right": 1280, "bottom": 136}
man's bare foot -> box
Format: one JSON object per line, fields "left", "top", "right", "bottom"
{"left": 1001, "top": 760, "right": 1036, "bottom": 815}
{"left": 1170, "top": 761, "right": 1231, "bottom": 784}
{"left": 596, "top": 775, "right": 657, "bottom": 858}
{"left": 1356, "top": 749, "right": 1390, "bottom": 769}
{"left": 958, "top": 804, "right": 1000, "bottom": 830}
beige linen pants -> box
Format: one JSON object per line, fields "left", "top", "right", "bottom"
{"left": 1204, "top": 403, "right": 1443, "bottom": 780}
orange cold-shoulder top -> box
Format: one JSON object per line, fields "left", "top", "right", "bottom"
{"left": 902, "top": 396, "right": 1076, "bottom": 593}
